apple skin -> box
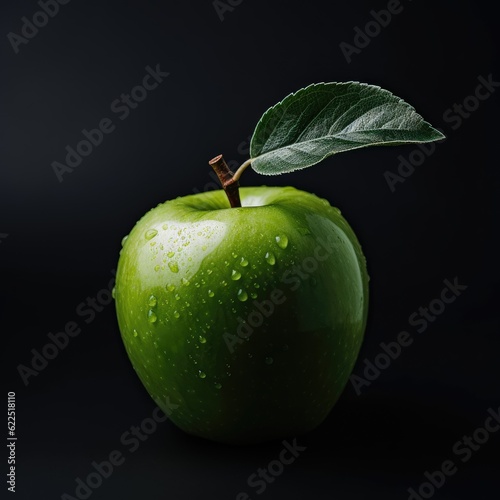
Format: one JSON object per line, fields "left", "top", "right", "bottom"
{"left": 115, "top": 186, "right": 368, "bottom": 444}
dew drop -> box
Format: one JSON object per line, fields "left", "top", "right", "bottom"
{"left": 148, "top": 295, "right": 157, "bottom": 307}
{"left": 162, "top": 224, "right": 168, "bottom": 230}
{"left": 253, "top": 282, "right": 260, "bottom": 289}
{"left": 147, "top": 310, "right": 157, "bottom": 323}
{"left": 214, "top": 382, "right": 222, "bottom": 390}
{"left": 194, "top": 282, "right": 200, "bottom": 288}
{"left": 121, "top": 235, "right": 129, "bottom": 247}
{"left": 154, "top": 265, "right": 160, "bottom": 272}
{"left": 173, "top": 310, "right": 180, "bottom": 319}
{"left": 111, "top": 287, "right": 116, "bottom": 299}
{"left": 265, "top": 357, "right": 274, "bottom": 365}
{"left": 237, "top": 289, "right": 248, "bottom": 302}
{"left": 175, "top": 294, "right": 181, "bottom": 301}
{"left": 275, "top": 234, "right": 289, "bottom": 249}
{"left": 168, "top": 261, "right": 179, "bottom": 273}
{"left": 181, "top": 277, "right": 190, "bottom": 286}
{"left": 167, "top": 251, "right": 175, "bottom": 258}
{"left": 199, "top": 335, "right": 207, "bottom": 344}
{"left": 145, "top": 229, "right": 158, "bottom": 240}
{"left": 133, "top": 329, "right": 138, "bottom": 338}
{"left": 240, "top": 257, "right": 249, "bottom": 267}
{"left": 250, "top": 292, "right": 258, "bottom": 299}
{"left": 221, "top": 280, "right": 228, "bottom": 287}
{"left": 265, "top": 252, "right": 276, "bottom": 265}
{"left": 198, "top": 370, "right": 206, "bottom": 379}
{"left": 208, "top": 290, "right": 215, "bottom": 298}
{"left": 231, "top": 251, "right": 238, "bottom": 258}
{"left": 231, "top": 270, "right": 241, "bottom": 280}
{"left": 166, "top": 284, "right": 175, "bottom": 292}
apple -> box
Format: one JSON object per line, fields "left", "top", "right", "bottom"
{"left": 115, "top": 183, "right": 368, "bottom": 444}
{"left": 114, "top": 81, "right": 443, "bottom": 444}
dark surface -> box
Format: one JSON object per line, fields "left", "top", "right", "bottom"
{"left": 1, "top": 0, "right": 499, "bottom": 499}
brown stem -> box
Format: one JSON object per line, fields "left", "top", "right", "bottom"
{"left": 208, "top": 154, "right": 242, "bottom": 208}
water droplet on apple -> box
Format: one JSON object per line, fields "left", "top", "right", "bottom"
{"left": 133, "top": 329, "right": 138, "bottom": 338}
{"left": 162, "top": 224, "right": 168, "bottom": 230}
{"left": 166, "top": 284, "right": 175, "bottom": 292}
{"left": 265, "top": 357, "right": 273, "bottom": 365}
{"left": 199, "top": 335, "right": 207, "bottom": 344}
{"left": 250, "top": 292, "right": 257, "bottom": 299}
{"left": 173, "top": 310, "right": 180, "bottom": 319}
{"left": 175, "top": 294, "right": 180, "bottom": 301}
{"left": 231, "top": 251, "right": 238, "bottom": 258}
{"left": 194, "top": 282, "right": 200, "bottom": 288}
{"left": 181, "top": 277, "right": 190, "bottom": 286}
{"left": 111, "top": 287, "right": 116, "bottom": 299}
{"left": 198, "top": 370, "right": 206, "bottom": 379}
{"left": 332, "top": 206, "right": 341, "bottom": 215}
{"left": 221, "top": 280, "right": 227, "bottom": 287}
{"left": 265, "top": 252, "right": 276, "bottom": 265}
{"left": 240, "top": 257, "right": 249, "bottom": 267}
{"left": 167, "top": 251, "right": 175, "bottom": 258}
{"left": 237, "top": 289, "right": 248, "bottom": 302}
{"left": 154, "top": 265, "right": 160, "bottom": 272}
{"left": 121, "top": 235, "right": 129, "bottom": 246}
{"left": 147, "top": 310, "right": 157, "bottom": 323}
{"left": 207, "top": 269, "right": 213, "bottom": 275}
{"left": 214, "top": 382, "right": 222, "bottom": 389}
{"left": 275, "top": 234, "right": 289, "bottom": 249}
{"left": 253, "top": 282, "right": 260, "bottom": 289}
{"left": 145, "top": 229, "right": 158, "bottom": 240}
{"left": 148, "top": 295, "right": 157, "bottom": 307}
{"left": 231, "top": 270, "right": 241, "bottom": 280}
{"left": 208, "top": 290, "right": 215, "bottom": 298}
{"left": 168, "top": 261, "right": 179, "bottom": 273}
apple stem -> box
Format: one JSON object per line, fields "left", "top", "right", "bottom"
{"left": 209, "top": 155, "right": 242, "bottom": 208}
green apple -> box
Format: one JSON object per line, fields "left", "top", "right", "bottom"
{"left": 114, "top": 81, "right": 444, "bottom": 444}
{"left": 115, "top": 185, "right": 368, "bottom": 444}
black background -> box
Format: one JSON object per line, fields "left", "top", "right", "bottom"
{"left": 2, "top": 0, "right": 499, "bottom": 499}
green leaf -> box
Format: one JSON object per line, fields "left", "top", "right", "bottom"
{"left": 249, "top": 82, "right": 445, "bottom": 175}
